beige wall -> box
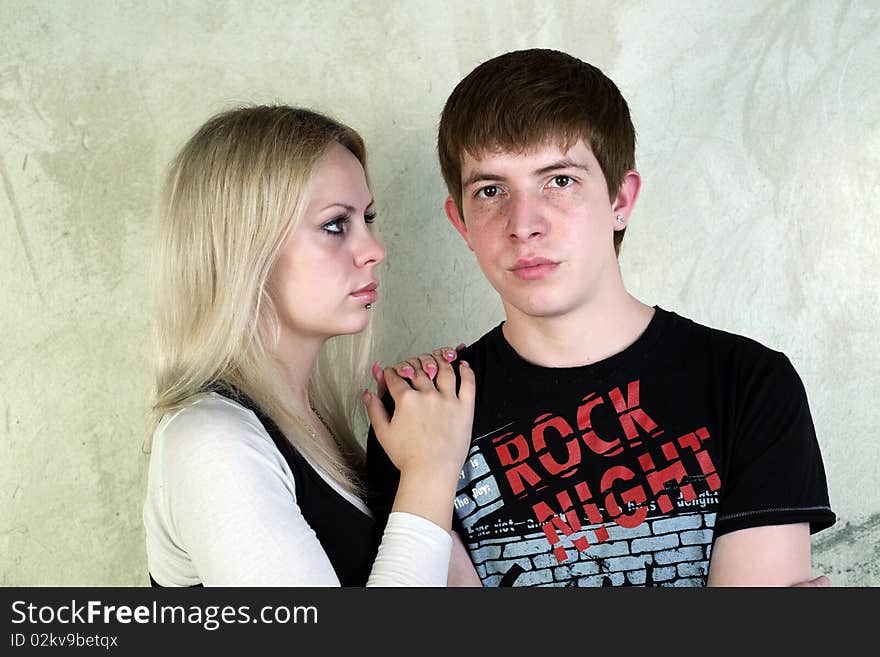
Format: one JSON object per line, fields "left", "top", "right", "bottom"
{"left": 1, "top": 0, "right": 877, "bottom": 585}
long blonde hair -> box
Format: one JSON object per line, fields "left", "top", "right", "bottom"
{"left": 150, "top": 105, "right": 373, "bottom": 492}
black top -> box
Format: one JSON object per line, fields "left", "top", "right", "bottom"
{"left": 367, "top": 307, "right": 835, "bottom": 587}
{"left": 151, "top": 390, "right": 379, "bottom": 587}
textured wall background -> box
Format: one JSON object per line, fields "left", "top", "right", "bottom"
{"left": 1, "top": 1, "right": 877, "bottom": 585}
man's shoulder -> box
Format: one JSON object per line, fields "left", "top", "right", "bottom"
{"left": 457, "top": 322, "right": 504, "bottom": 361}
{"left": 662, "top": 309, "right": 800, "bottom": 393}
{"left": 664, "top": 308, "right": 786, "bottom": 361}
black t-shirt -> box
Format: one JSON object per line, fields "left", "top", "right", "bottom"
{"left": 367, "top": 307, "right": 835, "bottom": 587}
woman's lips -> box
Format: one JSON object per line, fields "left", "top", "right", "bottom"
{"left": 510, "top": 258, "right": 559, "bottom": 280}
{"left": 351, "top": 283, "right": 378, "bottom": 302}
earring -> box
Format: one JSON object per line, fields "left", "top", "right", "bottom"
{"left": 615, "top": 214, "right": 625, "bottom": 224}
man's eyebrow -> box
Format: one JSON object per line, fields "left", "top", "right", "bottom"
{"left": 462, "top": 159, "right": 591, "bottom": 188}
{"left": 462, "top": 172, "right": 507, "bottom": 189}
{"left": 533, "top": 159, "right": 591, "bottom": 176}
{"left": 319, "top": 200, "right": 375, "bottom": 213}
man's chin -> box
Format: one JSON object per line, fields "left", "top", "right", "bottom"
{"left": 505, "top": 295, "right": 575, "bottom": 320}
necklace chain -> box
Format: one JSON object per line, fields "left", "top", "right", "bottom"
{"left": 297, "top": 402, "right": 331, "bottom": 445}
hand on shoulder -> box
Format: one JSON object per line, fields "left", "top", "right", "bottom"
{"left": 364, "top": 346, "right": 474, "bottom": 484}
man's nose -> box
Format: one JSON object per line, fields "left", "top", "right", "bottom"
{"left": 506, "top": 191, "right": 548, "bottom": 241}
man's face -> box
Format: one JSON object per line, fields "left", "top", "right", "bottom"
{"left": 446, "top": 140, "right": 633, "bottom": 320}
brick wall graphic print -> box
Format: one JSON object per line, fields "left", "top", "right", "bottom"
{"left": 455, "top": 379, "right": 722, "bottom": 586}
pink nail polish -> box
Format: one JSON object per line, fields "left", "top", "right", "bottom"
{"left": 402, "top": 366, "right": 414, "bottom": 377}
{"left": 426, "top": 364, "right": 437, "bottom": 378}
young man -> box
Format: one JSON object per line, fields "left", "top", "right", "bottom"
{"left": 367, "top": 49, "right": 835, "bottom": 587}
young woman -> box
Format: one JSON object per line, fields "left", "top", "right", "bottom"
{"left": 143, "top": 106, "right": 475, "bottom": 586}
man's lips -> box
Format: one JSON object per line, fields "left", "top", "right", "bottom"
{"left": 509, "top": 258, "right": 559, "bottom": 280}
{"left": 351, "top": 282, "right": 379, "bottom": 302}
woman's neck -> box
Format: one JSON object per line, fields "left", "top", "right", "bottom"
{"left": 273, "top": 329, "right": 343, "bottom": 456}
{"left": 274, "top": 330, "right": 325, "bottom": 412}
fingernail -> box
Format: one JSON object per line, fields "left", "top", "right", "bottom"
{"left": 371, "top": 361, "right": 381, "bottom": 378}
{"left": 362, "top": 389, "right": 371, "bottom": 403}
{"left": 444, "top": 350, "right": 455, "bottom": 362}
{"left": 402, "top": 366, "right": 414, "bottom": 377}
{"left": 456, "top": 343, "right": 466, "bottom": 351}
{"left": 460, "top": 360, "right": 469, "bottom": 368}
{"left": 426, "top": 363, "right": 437, "bottom": 378}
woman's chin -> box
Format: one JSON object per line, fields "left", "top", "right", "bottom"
{"left": 331, "top": 313, "right": 372, "bottom": 337}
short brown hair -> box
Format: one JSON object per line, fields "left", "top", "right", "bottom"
{"left": 438, "top": 49, "right": 636, "bottom": 254}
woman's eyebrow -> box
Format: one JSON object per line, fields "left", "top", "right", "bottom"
{"left": 320, "top": 200, "right": 375, "bottom": 212}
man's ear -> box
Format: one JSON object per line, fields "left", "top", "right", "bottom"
{"left": 611, "top": 170, "right": 642, "bottom": 230}
{"left": 444, "top": 196, "right": 473, "bottom": 251}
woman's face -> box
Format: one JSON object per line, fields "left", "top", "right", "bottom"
{"left": 270, "top": 143, "right": 385, "bottom": 341}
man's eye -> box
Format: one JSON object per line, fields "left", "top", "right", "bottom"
{"left": 476, "top": 185, "right": 499, "bottom": 199}
{"left": 322, "top": 217, "right": 348, "bottom": 234}
{"left": 549, "top": 175, "right": 573, "bottom": 188}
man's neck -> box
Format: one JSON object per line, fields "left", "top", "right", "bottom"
{"left": 501, "top": 291, "right": 655, "bottom": 368}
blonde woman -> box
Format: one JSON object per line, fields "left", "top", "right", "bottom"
{"left": 143, "top": 106, "right": 475, "bottom": 586}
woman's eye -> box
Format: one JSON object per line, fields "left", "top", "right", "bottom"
{"left": 322, "top": 217, "right": 348, "bottom": 234}
{"left": 476, "top": 185, "right": 499, "bottom": 199}
{"left": 549, "top": 175, "right": 573, "bottom": 188}
{"left": 364, "top": 212, "right": 377, "bottom": 225}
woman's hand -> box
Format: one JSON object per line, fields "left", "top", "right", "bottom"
{"left": 365, "top": 347, "right": 474, "bottom": 480}
{"left": 369, "top": 343, "right": 466, "bottom": 399}
{"left": 363, "top": 347, "right": 475, "bottom": 531}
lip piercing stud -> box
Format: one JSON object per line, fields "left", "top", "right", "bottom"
{"left": 365, "top": 304, "right": 373, "bottom": 310}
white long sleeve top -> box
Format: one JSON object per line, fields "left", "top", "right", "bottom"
{"left": 143, "top": 393, "right": 451, "bottom": 586}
